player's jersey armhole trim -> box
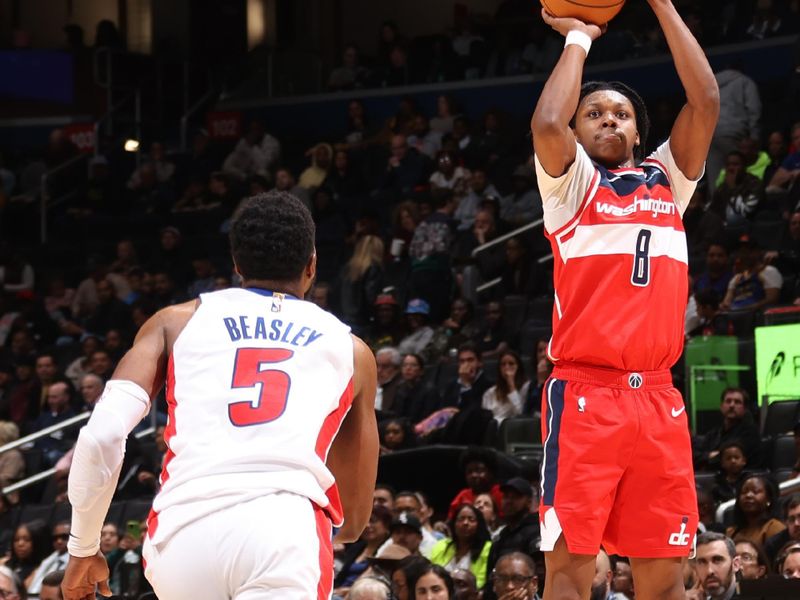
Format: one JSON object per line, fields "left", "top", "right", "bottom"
{"left": 548, "top": 170, "right": 601, "bottom": 242}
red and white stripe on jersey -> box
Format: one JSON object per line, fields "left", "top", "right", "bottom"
{"left": 534, "top": 140, "right": 701, "bottom": 372}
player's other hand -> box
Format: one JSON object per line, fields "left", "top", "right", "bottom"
{"left": 62, "top": 551, "right": 112, "bottom": 600}
{"left": 541, "top": 8, "right": 606, "bottom": 41}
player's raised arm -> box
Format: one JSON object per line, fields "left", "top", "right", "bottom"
{"left": 326, "top": 335, "right": 379, "bottom": 542}
{"left": 649, "top": 0, "right": 719, "bottom": 179}
{"left": 531, "top": 10, "right": 606, "bottom": 177}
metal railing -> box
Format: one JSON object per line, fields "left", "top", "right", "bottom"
{"left": 1, "top": 424, "right": 158, "bottom": 497}
{"left": 471, "top": 218, "right": 543, "bottom": 258}
{"left": 39, "top": 152, "right": 91, "bottom": 243}
{"left": 180, "top": 86, "right": 217, "bottom": 152}
{"left": 716, "top": 476, "right": 800, "bottom": 523}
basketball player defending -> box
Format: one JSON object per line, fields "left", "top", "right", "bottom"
{"left": 61, "top": 192, "right": 379, "bottom": 600}
{"left": 531, "top": 1, "right": 718, "bottom": 599}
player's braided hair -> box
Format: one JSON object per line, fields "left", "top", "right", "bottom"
{"left": 572, "top": 80, "right": 651, "bottom": 162}
{"left": 229, "top": 190, "right": 315, "bottom": 283}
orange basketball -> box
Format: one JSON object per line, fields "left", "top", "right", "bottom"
{"left": 540, "top": 0, "right": 626, "bottom": 25}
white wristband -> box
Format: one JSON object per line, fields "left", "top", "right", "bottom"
{"left": 565, "top": 30, "right": 592, "bottom": 56}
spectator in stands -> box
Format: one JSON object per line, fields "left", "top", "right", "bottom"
{"left": 709, "top": 65, "right": 761, "bottom": 187}
{"left": 410, "top": 564, "right": 455, "bottom": 599}
{"left": 391, "top": 512, "right": 425, "bottom": 557}
{"left": 694, "top": 242, "right": 733, "bottom": 299}
{"left": 393, "top": 492, "right": 438, "bottom": 556}
{"left": 63, "top": 335, "right": 100, "bottom": 389}
{"left": 87, "top": 350, "right": 114, "bottom": 380}
{"left": 375, "top": 347, "right": 402, "bottom": 414}
{"left": 33, "top": 354, "right": 59, "bottom": 415}
{"left": 393, "top": 354, "right": 430, "bottom": 423}
{"left": 152, "top": 271, "right": 187, "bottom": 309}
{"left": 764, "top": 210, "right": 800, "bottom": 290}
{"left": 483, "top": 477, "right": 539, "bottom": 600}
{"left": 449, "top": 448, "right": 503, "bottom": 520}
{"left": 408, "top": 115, "right": 443, "bottom": 160}
{"left": 612, "top": 557, "right": 634, "bottom": 599}
{"left": 474, "top": 493, "right": 501, "bottom": 540}
{"left": 222, "top": 120, "right": 281, "bottom": 180}
{"left": 392, "top": 555, "right": 432, "bottom": 600}
{"left": 764, "top": 494, "right": 800, "bottom": 566}
{"left": 4, "top": 356, "right": 35, "bottom": 426}
{"left": 32, "top": 381, "right": 76, "bottom": 466}
{"left": 335, "top": 505, "right": 393, "bottom": 593}
{"left": 430, "top": 152, "right": 470, "bottom": 197}
{"left": 377, "top": 45, "right": 410, "bottom": 87}
{"left": 715, "top": 137, "right": 772, "bottom": 187}
{"left": 482, "top": 351, "right": 529, "bottom": 423}
{"left": 380, "top": 134, "right": 431, "bottom": 199}
{"left": 4, "top": 519, "right": 50, "bottom": 591}
{"left": 430, "top": 503, "right": 492, "bottom": 588}
{"left": 710, "top": 150, "right": 763, "bottom": 229}
{"left": 721, "top": 239, "right": 782, "bottom": 312}
{"left": 590, "top": 550, "right": 613, "bottom": 600}
{"left": 694, "top": 387, "right": 763, "bottom": 470}
{"left": 725, "top": 473, "right": 785, "bottom": 546}
{"left": 498, "top": 237, "right": 545, "bottom": 300}
{"left": 339, "top": 235, "right": 385, "bottom": 335}
{"left": 429, "top": 299, "right": 480, "bottom": 365}
{"left": 125, "top": 162, "right": 171, "bottom": 217}
{"left": 39, "top": 569, "right": 64, "bottom": 600}
{"left": 764, "top": 130, "right": 788, "bottom": 187}
{"left": 27, "top": 522, "right": 69, "bottom": 596}
{"left": 500, "top": 165, "right": 541, "bottom": 228}
{"left": 299, "top": 143, "right": 334, "bottom": 190}
{"left": 380, "top": 418, "right": 416, "bottom": 455}
{"left": 0, "top": 250, "right": 34, "bottom": 295}
{"left": 374, "top": 484, "right": 396, "bottom": 511}
{"left": 82, "top": 278, "right": 133, "bottom": 338}
{"left": 325, "top": 150, "right": 367, "bottom": 218}
{"left": 490, "top": 552, "right": 539, "bottom": 600}
{"left": 99, "top": 523, "right": 120, "bottom": 556}
{"left": 766, "top": 123, "right": 800, "bottom": 194}
{"left": 694, "top": 532, "right": 740, "bottom": 600}
{"left": 367, "top": 294, "right": 406, "bottom": 352}
{"left": 186, "top": 257, "right": 216, "bottom": 298}
{"left": 0, "top": 565, "right": 21, "bottom": 599}
{"left": 0, "top": 421, "right": 23, "bottom": 502}
{"left": 735, "top": 538, "right": 769, "bottom": 580}
{"left": 127, "top": 142, "right": 175, "bottom": 189}
{"left": 474, "top": 301, "right": 513, "bottom": 359}
{"left": 440, "top": 343, "right": 491, "bottom": 415}
{"left": 77, "top": 374, "right": 104, "bottom": 411}
{"left": 711, "top": 439, "right": 748, "bottom": 504}
{"left": 328, "top": 44, "right": 369, "bottom": 91}
{"left": 43, "top": 275, "right": 76, "bottom": 321}
{"left": 150, "top": 226, "right": 192, "bottom": 288}
{"left": 455, "top": 169, "right": 501, "bottom": 232}
{"left": 398, "top": 300, "right": 435, "bottom": 357}
{"left": 746, "top": 0, "right": 787, "bottom": 39}
{"left": 777, "top": 542, "right": 800, "bottom": 579}
{"left": 431, "top": 95, "right": 459, "bottom": 135}
{"left": 689, "top": 289, "right": 733, "bottom": 337}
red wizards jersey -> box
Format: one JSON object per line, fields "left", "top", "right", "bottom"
{"left": 534, "top": 141, "right": 700, "bottom": 372}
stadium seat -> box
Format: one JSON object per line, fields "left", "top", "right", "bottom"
{"left": 106, "top": 501, "right": 126, "bottom": 528}
{"left": 762, "top": 400, "right": 800, "bottom": 437}
{"left": 503, "top": 295, "right": 528, "bottom": 333}
{"left": 123, "top": 499, "right": 154, "bottom": 524}
{"left": 497, "top": 417, "right": 541, "bottom": 453}
{"left": 694, "top": 472, "right": 716, "bottom": 491}
{"left": 751, "top": 220, "right": 785, "bottom": 251}
{"left": 770, "top": 434, "right": 797, "bottom": 470}
{"left": 526, "top": 296, "right": 554, "bottom": 324}
{"left": 774, "top": 468, "right": 797, "bottom": 484}
{"left": 51, "top": 501, "right": 71, "bottom": 526}
{"left": 519, "top": 320, "right": 552, "bottom": 356}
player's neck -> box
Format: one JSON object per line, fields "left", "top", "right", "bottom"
{"left": 241, "top": 278, "right": 306, "bottom": 299}
{"left": 594, "top": 155, "right": 636, "bottom": 170}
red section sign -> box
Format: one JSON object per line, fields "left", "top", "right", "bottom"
{"left": 206, "top": 111, "right": 242, "bottom": 140}
{"left": 64, "top": 123, "right": 95, "bottom": 153}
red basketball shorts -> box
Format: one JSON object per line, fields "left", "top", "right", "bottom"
{"left": 538, "top": 363, "right": 698, "bottom": 558}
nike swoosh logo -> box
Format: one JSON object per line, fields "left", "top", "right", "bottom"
{"left": 671, "top": 406, "right": 686, "bottom": 417}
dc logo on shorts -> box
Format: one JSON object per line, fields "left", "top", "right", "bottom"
{"left": 628, "top": 373, "right": 643, "bottom": 389}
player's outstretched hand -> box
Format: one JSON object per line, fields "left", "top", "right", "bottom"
{"left": 62, "top": 551, "right": 112, "bottom": 600}
{"left": 541, "top": 8, "right": 606, "bottom": 41}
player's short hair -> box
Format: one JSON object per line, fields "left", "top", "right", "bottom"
{"left": 229, "top": 191, "right": 315, "bottom": 283}
{"left": 573, "top": 81, "right": 651, "bottom": 161}
{"left": 697, "top": 531, "right": 736, "bottom": 559}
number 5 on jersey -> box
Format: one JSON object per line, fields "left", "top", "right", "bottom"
{"left": 228, "top": 348, "right": 294, "bottom": 427}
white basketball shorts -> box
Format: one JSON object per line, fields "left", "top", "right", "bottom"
{"left": 142, "top": 492, "right": 334, "bottom": 599}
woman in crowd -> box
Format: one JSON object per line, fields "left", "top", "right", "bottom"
{"left": 725, "top": 473, "right": 785, "bottom": 546}
{"left": 410, "top": 563, "right": 455, "bottom": 600}
{"left": 338, "top": 234, "right": 385, "bottom": 335}
{"left": 735, "top": 538, "right": 769, "bottom": 579}
{"left": 393, "top": 353, "right": 426, "bottom": 421}
{"left": 334, "top": 505, "right": 393, "bottom": 593}
{"left": 1, "top": 520, "right": 50, "bottom": 591}
{"left": 473, "top": 492, "right": 503, "bottom": 540}
{"left": 0, "top": 421, "right": 24, "bottom": 504}
{"left": 429, "top": 503, "right": 492, "bottom": 589}
{"left": 380, "top": 417, "right": 416, "bottom": 453}
{"left": 392, "top": 555, "right": 432, "bottom": 600}
{"left": 389, "top": 201, "right": 420, "bottom": 263}
{"left": 482, "top": 351, "right": 530, "bottom": 423}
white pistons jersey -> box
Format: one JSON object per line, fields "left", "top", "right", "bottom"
{"left": 147, "top": 287, "right": 354, "bottom": 547}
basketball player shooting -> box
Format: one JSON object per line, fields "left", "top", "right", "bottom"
{"left": 61, "top": 192, "right": 379, "bottom": 600}
{"left": 531, "top": 1, "right": 718, "bottom": 599}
